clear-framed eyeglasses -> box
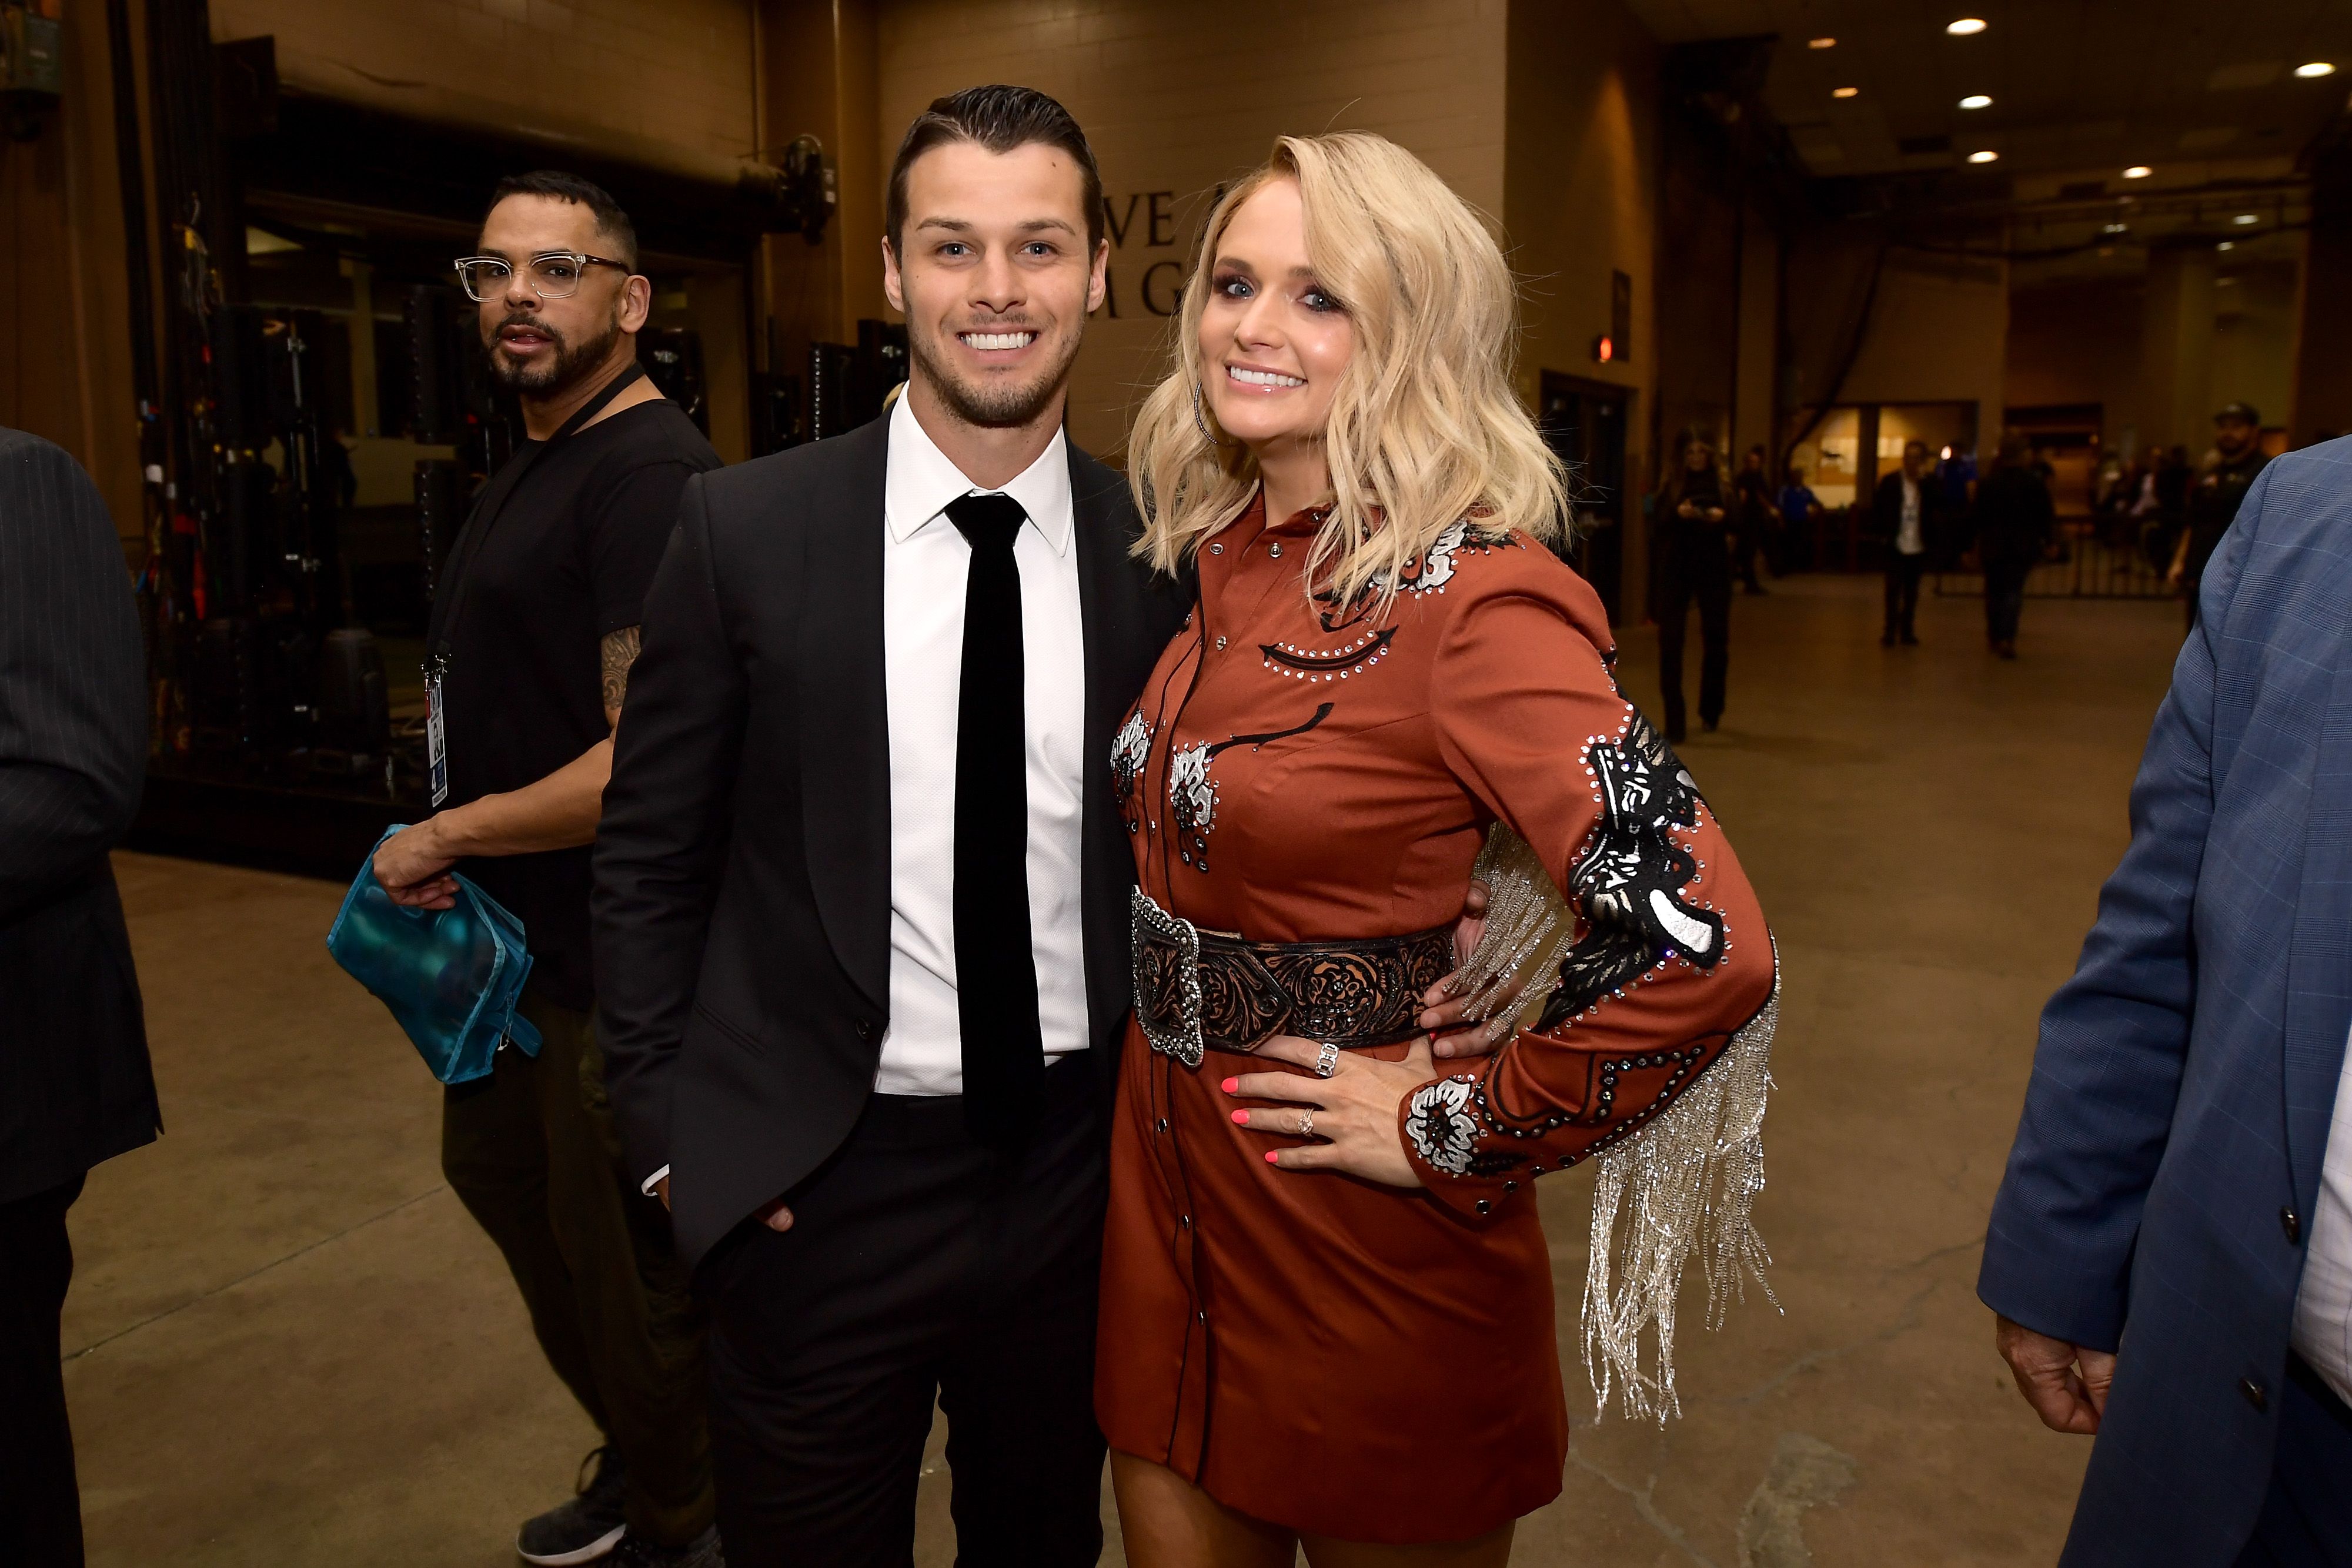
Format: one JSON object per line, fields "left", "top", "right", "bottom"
{"left": 453, "top": 251, "right": 631, "bottom": 303}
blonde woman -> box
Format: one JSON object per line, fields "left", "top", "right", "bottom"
{"left": 1100, "top": 133, "right": 1779, "bottom": 1564}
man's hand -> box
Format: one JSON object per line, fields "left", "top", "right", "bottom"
{"left": 373, "top": 817, "right": 462, "bottom": 909}
{"left": 1995, "top": 1314, "right": 2114, "bottom": 1435}
{"left": 1421, "top": 879, "right": 1516, "bottom": 1059}
{"left": 653, "top": 1174, "right": 793, "bottom": 1233}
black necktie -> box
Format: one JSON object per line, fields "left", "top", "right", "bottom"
{"left": 944, "top": 492, "right": 1044, "bottom": 1149}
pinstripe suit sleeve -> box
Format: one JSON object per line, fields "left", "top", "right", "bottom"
{"left": 0, "top": 430, "right": 149, "bottom": 926}
{"left": 1977, "top": 467, "right": 2271, "bottom": 1352}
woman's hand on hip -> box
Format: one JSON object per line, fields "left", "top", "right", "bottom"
{"left": 1224, "top": 1035, "right": 1438, "bottom": 1189}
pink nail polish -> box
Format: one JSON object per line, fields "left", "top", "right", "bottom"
{"left": 1221, "top": 1077, "right": 1239, "bottom": 1093}
{"left": 1231, "top": 1109, "right": 1249, "bottom": 1124}
{"left": 1264, "top": 1150, "right": 1279, "bottom": 1163}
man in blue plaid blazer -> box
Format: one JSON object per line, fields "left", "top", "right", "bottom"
{"left": 1982, "top": 436, "right": 2352, "bottom": 1567}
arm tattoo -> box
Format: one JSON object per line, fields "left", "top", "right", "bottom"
{"left": 600, "top": 626, "right": 642, "bottom": 717}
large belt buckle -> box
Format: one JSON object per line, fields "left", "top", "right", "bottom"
{"left": 1130, "top": 887, "right": 1205, "bottom": 1068}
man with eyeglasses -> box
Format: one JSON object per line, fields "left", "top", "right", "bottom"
{"left": 371, "top": 170, "right": 722, "bottom": 1568}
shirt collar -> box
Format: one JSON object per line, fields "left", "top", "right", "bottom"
{"left": 884, "top": 390, "right": 1073, "bottom": 555}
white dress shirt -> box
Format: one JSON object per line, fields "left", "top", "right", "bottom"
{"left": 875, "top": 390, "right": 1091, "bottom": 1095}
{"left": 641, "top": 396, "right": 1092, "bottom": 1191}
{"left": 1896, "top": 476, "right": 1925, "bottom": 557}
{"left": 2290, "top": 1030, "right": 2352, "bottom": 1405}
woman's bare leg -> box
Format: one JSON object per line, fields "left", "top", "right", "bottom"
{"left": 1300, "top": 1522, "right": 1515, "bottom": 1568}
{"left": 1111, "top": 1451, "right": 1298, "bottom": 1568}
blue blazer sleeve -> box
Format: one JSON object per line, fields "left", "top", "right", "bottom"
{"left": 1977, "top": 470, "right": 2270, "bottom": 1351}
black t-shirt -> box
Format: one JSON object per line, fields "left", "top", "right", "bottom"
{"left": 426, "top": 399, "right": 720, "bottom": 1010}
{"left": 2184, "top": 451, "right": 2270, "bottom": 583}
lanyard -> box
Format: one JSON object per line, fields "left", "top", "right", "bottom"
{"left": 425, "top": 359, "right": 647, "bottom": 680}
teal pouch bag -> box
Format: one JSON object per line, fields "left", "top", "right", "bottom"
{"left": 326, "top": 826, "right": 542, "bottom": 1085}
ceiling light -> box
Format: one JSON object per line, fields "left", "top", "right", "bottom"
{"left": 2217, "top": 240, "right": 2235, "bottom": 250}
{"left": 1967, "top": 149, "right": 2000, "bottom": 163}
{"left": 1833, "top": 86, "right": 1860, "bottom": 98}
{"left": 1809, "top": 36, "right": 1836, "bottom": 48}
{"left": 2296, "top": 61, "right": 2337, "bottom": 78}
{"left": 2234, "top": 213, "right": 2259, "bottom": 225}
{"left": 1960, "top": 94, "right": 1993, "bottom": 109}
{"left": 2123, "top": 165, "right": 2153, "bottom": 179}
{"left": 1947, "top": 17, "right": 1988, "bottom": 34}
{"left": 2103, "top": 222, "right": 2127, "bottom": 233}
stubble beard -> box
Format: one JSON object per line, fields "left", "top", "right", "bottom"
{"left": 908, "top": 316, "right": 1082, "bottom": 429}
{"left": 485, "top": 310, "right": 624, "bottom": 400}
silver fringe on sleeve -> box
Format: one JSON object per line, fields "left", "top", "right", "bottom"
{"left": 1456, "top": 825, "right": 1779, "bottom": 1424}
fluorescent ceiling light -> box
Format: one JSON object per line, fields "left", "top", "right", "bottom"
{"left": 2217, "top": 241, "right": 2235, "bottom": 250}
{"left": 1960, "top": 94, "right": 1993, "bottom": 108}
{"left": 1809, "top": 36, "right": 1836, "bottom": 48}
{"left": 2296, "top": 61, "right": 2337, "bottom": 78}
{"left": 2103, "top": 222, "right": 2127, "bottom": 233}
{"left": 1967, "top": 149, "right": 2000, "bottom": 163}
{"left": 2122, "top": 165, "right": 2153, "bottom": 178}
{"left": 2234, "top": 213, "right": 2259, "bottom": 225}
{"left": 1947, "top": 17, "right": 1988, "bottom": 35}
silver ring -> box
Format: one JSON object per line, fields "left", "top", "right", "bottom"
{"left": 1314, "top": 1041, "right": 1341, "bottom": 1078}
{"left": 1297, "top": 1109, "right": 1315, "bottom": 1139}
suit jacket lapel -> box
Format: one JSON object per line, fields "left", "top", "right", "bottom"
{"left": 2284, "top": 643, "right": 2352, "bottom": 1212}
{"left": 799, "top": 417, "right": 894, "bottom": 1014}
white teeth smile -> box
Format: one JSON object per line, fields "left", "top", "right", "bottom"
{"left": 1227, "top": 366, "right": 1305, "bottom": 388}
{"left": 961, "top": 331, "right": 1035, "bottom": 350}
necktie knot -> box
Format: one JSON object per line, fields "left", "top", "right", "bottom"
{"left": 945, "top": 491, "right": 1028, "bottom": 553}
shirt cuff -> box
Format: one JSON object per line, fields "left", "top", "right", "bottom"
{"left": 641, "top": 1164, "right": 670, "bottom": 1196}
{"left": 1399, "top": 1074, "right": 1513, "bottom": 1219}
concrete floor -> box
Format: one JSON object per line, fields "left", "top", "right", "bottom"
{"left": 64, "top": 573, "right": 2181, "bottom": 1566}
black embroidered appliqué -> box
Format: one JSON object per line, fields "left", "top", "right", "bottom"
{"left": 1260, "top": 626, "right": 1397, "bottom": 678}
{"left": 1312, "top": 520, "right": 1490, "bottom": 631}
{"left": 1170, "top": 703, "right": 1334, "bottom": 870}
{"left": 1535, "top": 706, "right": 1725, "bottom": 1031}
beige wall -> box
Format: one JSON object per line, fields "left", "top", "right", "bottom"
{"left": 0, "top": 0, "right": 147, "bottom": 546}
{"left": 1502, "top": 0, "right": 1658, "bottom": 439}
{"left": 2210, "top": 260, "right": 2297, "bottom": 437}
{"left": 1839, "top": 249, "right": 2008, "bottom": 456}
{"left": 211, "top": 0, "right": 761, "bottom": 181}
{"left": 874, "top": 0, "right": 1510, "bottom": 457}
{"left": 2006, "top": 280, "right": 2143, "bottom": 449}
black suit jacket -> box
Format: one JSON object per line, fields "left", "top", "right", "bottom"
{"left": 1869, "top": 470, "right": 1946, "bottom": 560}
{"left": 592, "top": 413, "right": 1190, "bottom": 1265}
{"left": 0, "top": 429, "right": 158, "bottom": 1205}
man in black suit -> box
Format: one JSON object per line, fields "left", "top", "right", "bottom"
{"left": 593, "top": 86, "right": 1185, "bottom": 1564}
{"left": 0, "top": 430, "right": 159, "bottom": 1567}
{"left": 1870, "top": 438, "right": 1941, "bottom": 647}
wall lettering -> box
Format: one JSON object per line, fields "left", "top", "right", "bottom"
{"left": 1099, "top": 190, "right": 1187, "bottom": 317}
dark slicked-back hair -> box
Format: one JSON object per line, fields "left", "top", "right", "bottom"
{"left": 485, "top": 170, "right": 640, "bottom": 270}
{"left": 886, "top": 85, "right": 1103, "bottom": 257}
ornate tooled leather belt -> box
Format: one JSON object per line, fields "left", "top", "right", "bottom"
{"left": 1130, "top": 887, "right": 1454, "bottom": 1068}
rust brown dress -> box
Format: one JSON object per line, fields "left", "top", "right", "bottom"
{"left": 1095, "top": 496, "right": 1778, "bottom": 1543}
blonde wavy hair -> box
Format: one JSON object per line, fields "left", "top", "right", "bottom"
{"left": 1128, "top": 132, "right": 1568, "bottom": 608}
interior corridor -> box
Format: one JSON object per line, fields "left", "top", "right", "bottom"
{"left": 64, "top": 573, "right": 2181, "bottom": 1567}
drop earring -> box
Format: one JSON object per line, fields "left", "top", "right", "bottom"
{"left": 1192, "top": 382, "right": 1221, "bottom": 446}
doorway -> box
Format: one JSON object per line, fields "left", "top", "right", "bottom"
{"left": 1540, "top": 371, "right": 1631, "bottom": 624}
